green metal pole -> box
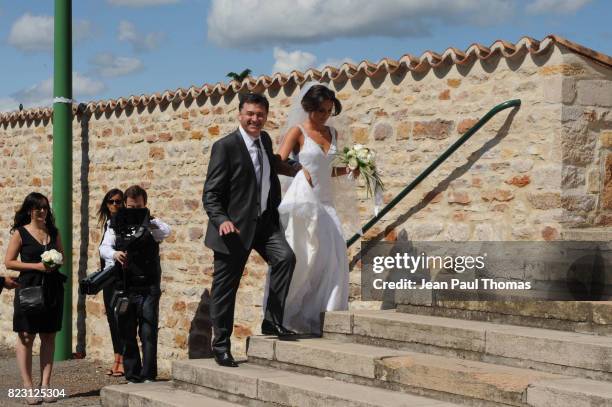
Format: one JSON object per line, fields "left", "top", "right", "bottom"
{"left": 53, "top": 0, "right": 72, "bottom": 361}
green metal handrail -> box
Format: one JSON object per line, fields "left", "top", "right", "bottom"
{"left": 346, "top": 99, "right": 521, "bottom": 248}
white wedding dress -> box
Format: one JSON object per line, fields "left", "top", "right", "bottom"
{"left": 279, "top": 125, "right": 349, "bottom": 334}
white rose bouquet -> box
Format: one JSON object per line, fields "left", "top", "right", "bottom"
{"left": 41, "top": 249, "right": 63, "bottom": 269}
{"left": 335, "top": 144, "right": 384, "bottom": 199}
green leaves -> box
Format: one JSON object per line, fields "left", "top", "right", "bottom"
{"left": 226, "top": 68, "right": 253, "bottom": 82}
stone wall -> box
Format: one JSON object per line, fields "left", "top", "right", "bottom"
{"left": 558, "top": 52, "right": 612, "bottom": 226}
{"left": 0, "top": 42, "right": 610, "bottom": 374}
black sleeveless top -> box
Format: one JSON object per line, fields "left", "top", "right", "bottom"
{"left": 17, "top": 226, "right": 57, "bottom": 269}
{"left": 13, "top": 226, "right": 65, "bottom": 333}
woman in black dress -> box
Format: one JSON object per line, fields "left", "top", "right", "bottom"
{"left": 4, "top": 192, "right": 65, "bottom": 403}
{"left": 97, "top": 188, "right": 124, "bottom": 377}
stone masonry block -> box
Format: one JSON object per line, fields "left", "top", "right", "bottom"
{"left": 543, "top": 77, "right": 577, "bottom": 104}
{"left": 351, "top": 126, "right": 369, "bottom": 144}
{"left": 528, "top": 378, "right": 612, "bottom": 407}
{"left": 587, "top": 168, "right": 600, "bottom": 193}
{"left": 527, "top": 192, "right": 561, "bottom": 210}
{"left": 352, "top": 313, "right": 486, "bottom": 353}
{"left": 601, "top": 131, "right": 612, "bottom": 148}
{"left": 246, "top": 336, "right": 275, "bottom": 360}
{"left": 396, "top": 122, "right": 411, "bottom": 140}
{"left": 603, "top": 153, "right": 612, "bottom": 209}
{"left": 485, "top": 330, "right": 612, "bottom": 371}
{"left": 373, "top": 122, "right": 393, "bottom": 141}
{"left": 413, "top": 119, "right": 454, "bottom": 140}
{"left": 174, "top": 359, "right": 260, "bottom": 398}
{"left": 561, "top": 165, "right": 586, "bottom": 188}
{"left": 322, "top": 311, "right": 352, "bottom": 334}
{"left": 561, "top": 194, "right": 597, "bottom": 212}
{"left": 576, "top": 80, "right": 612, "bottom": 107}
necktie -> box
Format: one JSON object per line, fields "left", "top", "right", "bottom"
{"left": 254, "top": 138, "right": 264, "bottom": 214}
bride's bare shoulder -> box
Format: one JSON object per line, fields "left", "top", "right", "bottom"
{"left": 283, "top": 126, "right": 304, "bottom": 141}
{"left": 278, "top": 126, "right": 305, "bottom": 155}
{"left": 288, "top": 125, "right": 303, "bottom": 134}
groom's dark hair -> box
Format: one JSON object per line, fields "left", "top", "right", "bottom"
{"left": 238, "top": 93, "right": 269, "bottom": 112}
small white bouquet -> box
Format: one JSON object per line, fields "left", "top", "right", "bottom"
{"left": 335, "top": 144, "right": 384, "bottom": 198}
{"left": 41, "top": 249, "right": 63, "bottom": 268}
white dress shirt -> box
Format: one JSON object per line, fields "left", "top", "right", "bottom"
{"left": 99, "top": 217, "right": 171, "bottom": 271}
{"left": 239, "top": 126, "right": 271, "bottom": 214}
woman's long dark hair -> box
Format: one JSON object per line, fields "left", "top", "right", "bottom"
{"left": 11, "top": 192, "right": 58, "bottom": 238}
{"left": 97, "top": 188, "right": 124, "bottom": 228}
{"left": 301, "top": 85, "right": 342, "bottom": 116}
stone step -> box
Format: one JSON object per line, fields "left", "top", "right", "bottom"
{"left": 396, "top": 301, "right": 612, "bottom": 336}
{"left": 323, "top": 310, "right": 612, "bottom": 381}
{"left": 527, "top": 377, "right": 612, "bottom": 407}
{"left": 172, "top": 358, "right": 459, "bottom": 407}
{"left": 100, "top": 381, "right": 241, "bottom": 407}
{"left": 247, "top": 336, "right": 573, "bottom": 406}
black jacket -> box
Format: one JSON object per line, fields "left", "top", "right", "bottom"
{"left": 203, "top": 129, "right": 282, "bottom": 254}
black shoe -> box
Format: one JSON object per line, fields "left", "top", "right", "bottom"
{"left": 213, "top": 351, "right": 238, "bottom": 367}
{"left": 261, "top": 319, "right": 297, "bottom": 337}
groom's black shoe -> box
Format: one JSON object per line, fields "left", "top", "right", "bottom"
{"left": 261, "top": 319, "right": 297, "bottom": 337}
{"left": 213, "top": 351, "right": 238, "bottom": 367}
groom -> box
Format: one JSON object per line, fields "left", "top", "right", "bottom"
{"left": 203, "top": 93, "right": 298, "bottom": 367}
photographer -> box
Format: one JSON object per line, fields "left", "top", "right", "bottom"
{"left": 99, "top": 185, "right": 170, "bottom": 383}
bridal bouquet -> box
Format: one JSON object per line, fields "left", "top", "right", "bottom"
{"left": 41, "top": 249, "right": 63, "bottom": 268}
{"left": 335, "top": 144, "right": 384, "bottom": 198}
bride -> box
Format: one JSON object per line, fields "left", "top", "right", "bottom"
{"left": 276, "top": 82, "right": 356, "bottom": 334}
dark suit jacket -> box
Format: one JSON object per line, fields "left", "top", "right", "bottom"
{"left": 203, "top": 129, "right": 282, "bottom": 254}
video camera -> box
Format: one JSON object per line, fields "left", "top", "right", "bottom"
{"left": 79, "top": 208, "right": 153, "bottom": 295}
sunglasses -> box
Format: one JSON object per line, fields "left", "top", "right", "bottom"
{"left": 33, "top": 206, "right": 49, "bottom": 212}
{"left": 107, "top": 199, "right": 123, "bottom": 205}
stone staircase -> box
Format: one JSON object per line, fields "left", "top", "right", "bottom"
{"left": 102, "top": 302, "right": 612, "bottom": 407}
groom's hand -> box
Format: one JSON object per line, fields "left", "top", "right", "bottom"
{"left": 291, "top": 162, "right": 302, "bottom": 177}
{"left": 303, "top": 168, "right": 313, "bottom": 187}
{"left": 219, "top": 221, "right": 240, "bottom": 236}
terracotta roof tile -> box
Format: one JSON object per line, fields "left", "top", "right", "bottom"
{"left": 1, "top": 35, "right": 610, "bottom": 125}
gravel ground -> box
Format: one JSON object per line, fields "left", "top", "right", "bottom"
{"left": 0, "top": 345, "right": 133, "bottom": 406}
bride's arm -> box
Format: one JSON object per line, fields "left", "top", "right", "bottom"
{"left": 332, "top": 167, "right": 352, "bottom": 177}
{"left": 274, "top": 127, "right": 302, "bottom": 177}
{"left": 332, "top": 165, "right": 360, "bottom": 177}
{"left": 277, "top": 127, "right": 301, "bottom": 161}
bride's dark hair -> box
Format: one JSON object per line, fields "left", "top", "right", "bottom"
{"left": 301, "top": 85, "right": 342, "bottom": 116}
{"left": 11, "top": 192, "right": 58, "bottom": 237}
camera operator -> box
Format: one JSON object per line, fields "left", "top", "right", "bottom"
{"left": 99, "top": 185, "right": 170, "bottom": 383}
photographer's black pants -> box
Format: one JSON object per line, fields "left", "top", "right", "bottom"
{"left": 118, "top": 289, "right": 160, "bottom": 382}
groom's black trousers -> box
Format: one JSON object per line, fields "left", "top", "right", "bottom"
{"left": 210, "top": 210, "right": 296, "bottom": 354}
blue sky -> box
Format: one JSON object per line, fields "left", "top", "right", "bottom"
{"left": 0, "top": 0, "right": 610, "bottom": 112}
